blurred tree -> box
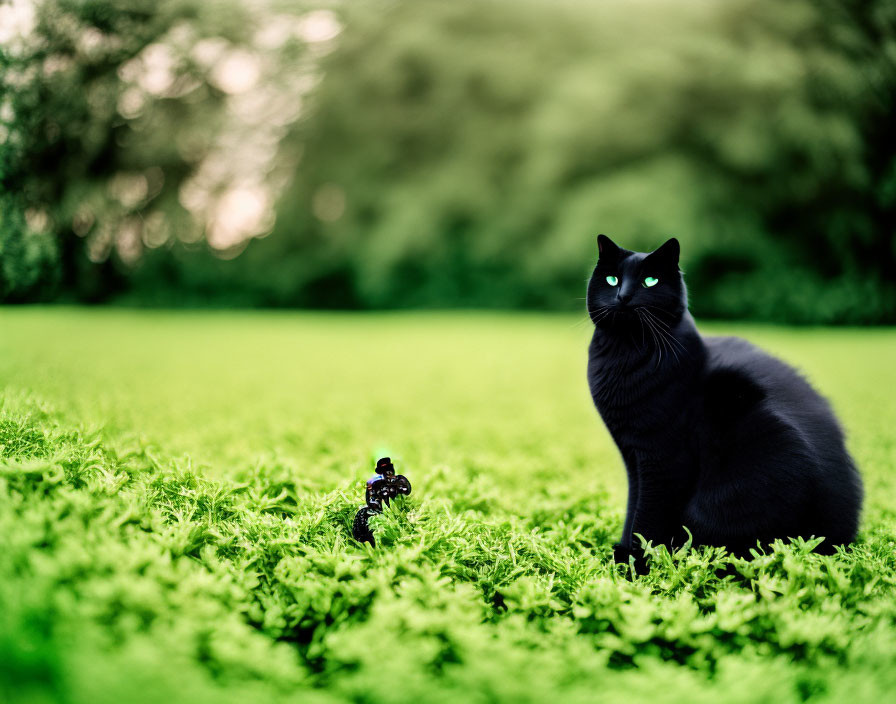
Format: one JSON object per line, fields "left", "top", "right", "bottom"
{"left": 1, "top": 0, "right": 894, "bottom": 322}
{"left": 0, "top": 0, "right": 313, "bottom": 300}
{"left": 0, "top": 193, "right": 58, "bottom": 301}
{"left": 251, "top": 0, "right": 896, "bottom": 320}
{"left": 683, "top": 0, "right": 896, "bottom": 323}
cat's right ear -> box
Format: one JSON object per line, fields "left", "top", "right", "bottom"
{"left": 597, "top": 234, "right": 621, "bottom": 260}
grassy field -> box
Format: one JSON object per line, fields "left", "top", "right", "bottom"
{"left": 1, "top": 308, "right": 895, "bottom": 704}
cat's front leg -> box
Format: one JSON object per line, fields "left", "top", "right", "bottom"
{"left": 629, "top": 457, "right": 692, "bottom": 557}
{"left": 617, "top": 448, "right": 639, "bottom": 550}
{"left": 613, "top": 450, "right": 648, "bottom": 574}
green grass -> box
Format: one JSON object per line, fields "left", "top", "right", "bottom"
{"left": 1, "top": 308, "right": 894, "bottom": 704}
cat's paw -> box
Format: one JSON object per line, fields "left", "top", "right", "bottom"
{"left": 612, "top": 542, "right": 632, "bottom": 564}
{"left": 613, "top": 542, "right": 649, "bottom": 575}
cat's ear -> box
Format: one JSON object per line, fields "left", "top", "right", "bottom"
{"left": 597, "top": 234, "right": 621, "bottom": 260}
{"left": 648, "top": 237, "right": 680, "bottom": 266}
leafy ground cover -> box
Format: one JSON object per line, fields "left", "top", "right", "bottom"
{"left": 1, "top": 308, "right": 894, "bottom": 703}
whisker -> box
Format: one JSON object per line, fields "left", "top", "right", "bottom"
{"left": 638, "top": 309, "right": 662, "bottom": 369}
{"left": 637, "top": 309, "right": 656, "bottom": 360}
{"left": 640, "top": 307, "right": 689, "bottom": 359}
{"left": 657, "top": 322, "right": 682, "bottom": 366}
{"left": 643, "top": 310, "right": 676, "bottom": 365}
{"left": 574, "top": 304, "right": 612, "bottom": 330}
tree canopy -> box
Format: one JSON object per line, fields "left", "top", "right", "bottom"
{"left": 2, "top": 0, "right": 894, "bottom": 322}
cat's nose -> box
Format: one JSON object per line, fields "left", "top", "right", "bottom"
{"left": 616, "top": 291, "right": 633, "bottom": 306}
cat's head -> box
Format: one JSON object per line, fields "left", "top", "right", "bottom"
{"left": 586, "top": 235, "right": 686, "bottom": 327}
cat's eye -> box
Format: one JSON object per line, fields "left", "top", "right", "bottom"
{"left": 605, "top": 275, "right": 619, "bottom": 286}
{"left": 643, "top": 276, "right": 659, "bottom": 288}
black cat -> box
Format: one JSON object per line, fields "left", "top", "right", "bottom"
{"left": 586, "top": 235, "right": 862, "bottom": 571}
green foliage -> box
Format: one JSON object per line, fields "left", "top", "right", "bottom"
{"left": 1, "top": 1, "right": 895, "bottom": 322}
{"left": 1, "top": 309, "right": 895, "bottom": 702}
{"left": 0, "top": 0, "right": 272, "bottom": 299}
{"left": 264, "top": 0, "right": 896, "bottom": 320}
{"left": 0, "top": 194, "right": 59, "bottom": 301}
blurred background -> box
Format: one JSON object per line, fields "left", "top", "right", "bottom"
{"left": 1, "top": 0, "right": 894, "bottom": 324}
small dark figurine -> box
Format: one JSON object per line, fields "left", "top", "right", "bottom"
{"left": 352, "top": 457, "right": 411, "bottom": 545}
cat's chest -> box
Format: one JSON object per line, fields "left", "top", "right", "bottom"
{"left": 588, "top": 349, "right": 661, "bottom": 406}
{"left": 588, "top": 347, "right": 693, "bottom": 432}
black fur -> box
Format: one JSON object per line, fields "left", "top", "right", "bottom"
{"left": 586, "top": 235, "right": 863, "bottom": 570}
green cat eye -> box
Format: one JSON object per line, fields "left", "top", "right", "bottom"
{"left": 606, "top": 275, "right": 618, "bottom": 286}
{"left": 643, "top": 276, "right": 659, "bottom": 288}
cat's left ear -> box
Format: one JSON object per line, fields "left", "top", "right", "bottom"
{"left": 648, "top": 237, "right": 680, "bottom": 266}
{"left": 597, "top": 234, "right": 621, "bottom": 259}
